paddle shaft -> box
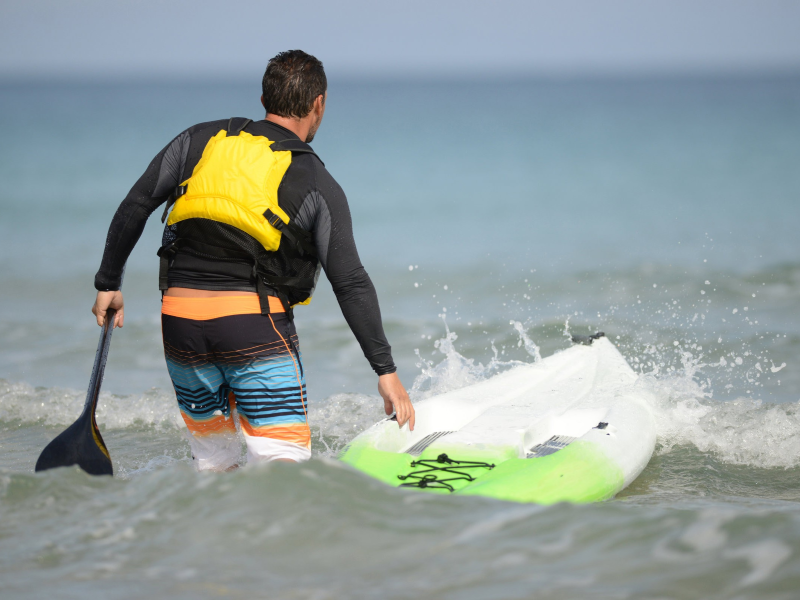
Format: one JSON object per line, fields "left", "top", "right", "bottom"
{"left": 82, "top": 308, "right": 116, "bottom": 424}
{"left": 34, "top": 308, "right": 116, "bottom": 474}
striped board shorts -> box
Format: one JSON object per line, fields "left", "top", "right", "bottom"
{"left": 161, "top": 294, "right": 311, "bottom": 470}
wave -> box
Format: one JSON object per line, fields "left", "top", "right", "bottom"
{"left": 3, "top": 314, "right": 799, "bottom": 471}
{"left": 2, "top": 456, "right": 798, "bottom": 598}
{"left": 0, "top": 379, "right": 181, "bottom": 430}
{"left": 641, "top": 372, "right": 800, "bottom": 469}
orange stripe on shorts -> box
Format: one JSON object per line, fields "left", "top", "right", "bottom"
{"left": 180, "top": 412, "right": 237, "bottom": 437}
{"left": 239, "top": 420, "right": 311, "bottom": 448}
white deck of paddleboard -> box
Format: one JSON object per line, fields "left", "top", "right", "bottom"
{"left": 353, "top": 337, "right": 656, "bottom": 489}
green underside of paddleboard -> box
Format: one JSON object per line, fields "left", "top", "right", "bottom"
{"left": 339, "top": 440, "right": 625, "bottom": 504}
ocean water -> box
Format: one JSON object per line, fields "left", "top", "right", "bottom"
{"left": 1, "top": 76, "right": 799, "bottom": 598}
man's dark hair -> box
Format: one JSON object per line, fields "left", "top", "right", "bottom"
{"left": 262, "top": 50, "right": 327, "bottom": 119}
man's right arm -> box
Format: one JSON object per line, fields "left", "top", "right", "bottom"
{"left": 92, "top": 126, "right": 201, "bottom": 327}
{"left": 94, "top": 130, "right": 192, "bottom": 292}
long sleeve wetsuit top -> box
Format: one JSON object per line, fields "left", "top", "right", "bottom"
{"left": 94, "top": 119, "right": 396, "bottom": 375}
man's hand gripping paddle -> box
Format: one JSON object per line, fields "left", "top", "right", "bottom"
{"left": 35, "top": 308, "right": 116, "bottom": 476}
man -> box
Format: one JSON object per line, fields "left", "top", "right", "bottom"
{"left": 91, "top": 50, "right": 414, "bottom": 470}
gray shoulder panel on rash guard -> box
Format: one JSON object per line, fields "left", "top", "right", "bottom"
{"left": 294, "top": 190, "right": 332, "bottom": 270}
{"left": 153, "top": 131, "right": 190, "bottom": 198}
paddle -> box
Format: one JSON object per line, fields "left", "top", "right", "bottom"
{"left": 35, "top": 309, "right": 117, "bottom": 476}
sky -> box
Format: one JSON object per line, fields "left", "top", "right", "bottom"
{"left": 1, "top": 0, "right": 800, "bottom": 80}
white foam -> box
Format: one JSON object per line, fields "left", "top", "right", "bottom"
{"left": 0, "top": 379, "right": 181, "bottom": 429}
{"left": 646, "top": 383, "right": 800, "bottom": 469}
{"left": 405, "top": 322, "right": 800, "bottom": 470}
{"left": 310, "top": 392, "right": 384, "bottom": 456}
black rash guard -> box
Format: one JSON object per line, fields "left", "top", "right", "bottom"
{"left": 94, "top": 119, "right": 396, "bottom": 375}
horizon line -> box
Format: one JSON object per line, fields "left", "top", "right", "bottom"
{"left": 2, "top": 65, "right": 800, "bottom": 87}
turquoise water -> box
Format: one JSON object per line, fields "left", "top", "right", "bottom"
{"left": 1, "top": 76, "right": 799, "bottom": 598}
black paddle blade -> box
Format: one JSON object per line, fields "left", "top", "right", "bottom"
{"left": 34, "top": 415, "right": 113, "bottom": 475}
{"left": 35, "top": 308, "right": 116, "bottom": 476}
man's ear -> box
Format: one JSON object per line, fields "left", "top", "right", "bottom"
{"left": 261, "top": 95, "right": 266, "bottom": 110}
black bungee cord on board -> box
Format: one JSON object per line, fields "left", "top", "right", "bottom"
{"left": 397, "top": 453, "right": 495, "bottom": 493}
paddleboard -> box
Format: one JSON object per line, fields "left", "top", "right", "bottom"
{"left": 339, "top": 334, "right": 656, "bottom": 503}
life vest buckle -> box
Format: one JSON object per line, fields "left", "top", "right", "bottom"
{"left": 161, "top": 185, "right": 187, "bottom": 223}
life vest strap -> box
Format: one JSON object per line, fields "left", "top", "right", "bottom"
{"left": 256, "top": 272, "right": 319, "bottom": 321}
{"left": 160, "top": 185, "right": 187, "bottom": 223}
{"left": 256, "top": 276, "right": 293, "bottom": 320}
{"left": 157, "top": 241, "right": 179, "bottom": 291}
{"left": 270, "top": 139, "right": 323, "bottom": 165}
{"left": 263, "top": 209, "right": 317, "bottom": 259}
{"left": 226, "top": 117, "right": 252, "bottom": 137}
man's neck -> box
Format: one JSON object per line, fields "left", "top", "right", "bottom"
{"left": 265, "top": 114, "right": 308, "bottom": 142}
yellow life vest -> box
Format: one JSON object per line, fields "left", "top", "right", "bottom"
{"left": 160, "top": 118, "right": 320, "bottom": 312}
{"left": 169, "top": 127, "right": 293, "bottom": 252}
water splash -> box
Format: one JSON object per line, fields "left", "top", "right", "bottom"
{"left": 0, "top": 379, "right": 180, "bottom": 430}
{"left": 510, "top": 320, "right": 542, "bottom": 362}
{"left": 408, "top": 317, "right": 800, "bottom": 470}
{"left": 644, "top": 370, "right": 800, "bottom": 469}
{"left": 309, "top": 393, "right": 384, "bottom": 457}
{"left": 410, "top": 316, "right": 528, "bottom": 400}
